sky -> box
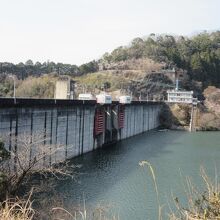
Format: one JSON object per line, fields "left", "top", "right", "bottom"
{"left": 0, "top": 0, "right": 220, "bottom": 65}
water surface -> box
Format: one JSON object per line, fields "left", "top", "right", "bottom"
{"left": 55, "top": 131, "right": 220, "bottom": 219}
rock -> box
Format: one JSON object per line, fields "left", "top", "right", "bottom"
{"left": 195, "top": 86, "right": 220, "bottom": 130}
{"left": 160, "top": 103, "right": 191, "bottom": 129}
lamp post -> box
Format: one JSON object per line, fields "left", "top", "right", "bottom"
{"left": 8, "top": 75, "right": 16, "bottom": 98}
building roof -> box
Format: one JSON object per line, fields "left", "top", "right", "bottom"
{"left": 167, "top": 90, "right": 193, "bottom": 94}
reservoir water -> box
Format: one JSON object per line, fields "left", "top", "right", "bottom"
{"left": 53, "top": 131, "right": 220, "bottom": 219}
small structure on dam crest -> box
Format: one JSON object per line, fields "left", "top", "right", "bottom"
{"left": 55, "top": 76, "right": 75, "bottom": 99}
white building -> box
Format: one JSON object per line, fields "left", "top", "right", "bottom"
{"left": 96, "top": 93, "right": 112, "bottom": 104}
{"left": 167, "top": 90, "right": 194, "bottom": 103}
{"left": 78, "top": 93, "right": 94, "bottom": 100}
{"left": 119, "top": 96, "right": 132, "bottom": 104}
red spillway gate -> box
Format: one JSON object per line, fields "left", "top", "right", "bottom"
{"left": 94, "top": 109, "right": 105, "bottom": 136}
{"left": 118, "top": 105, "right": 125, "bottom": 129}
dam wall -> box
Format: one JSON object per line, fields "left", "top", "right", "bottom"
{"left": 0, "top": 98, "right": 162, "bottom": 164}
{"left": 120, "top": 104, "right": 161, "bottom": 140}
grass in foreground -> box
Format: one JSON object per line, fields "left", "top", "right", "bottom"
{"left": 0, "top": 196, "right": 34, "bottom": 220}
{"left": 170, "top": 167, "right": 220, "bottom": 220}
{"left": 0, "top": 196, "right": 118, "bottom": 220}
{"left": 140, "top": 161, "right": 220, "bottom": 220}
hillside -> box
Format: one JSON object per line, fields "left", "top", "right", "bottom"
{"left": 0, "top": 31, "right": 220, "bottom": 101}
{"left": 101, "top": 31, "right": 220, "bottom": 88}
{"left": 0, "top": 73, "right": 58, "bottom": 98}
{"left": 0, "top": 57, "right": 171, "bottom": 100}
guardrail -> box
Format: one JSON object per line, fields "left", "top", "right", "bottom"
{"left": 0, "top": 97, "right": 163, "bottom": 108}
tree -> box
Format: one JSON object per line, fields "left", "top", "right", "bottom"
{"left": 35, "top": 61, "right": 42, "bottom": 67}
{"left": 129, "top": 38, "right": 145, "bottom": 59}
{"left": 25, "top": 60, "right": 34, "bottom": 66}
{"left": 0, "top": 132, "right": 75, "bottom": 199}
{"left": 102, "top": 52, "right": 113, "bottom": 63}
{"left": 111, "top": 46, "right": 128, "bottom": 62}
{"left": 100, "top": 81, "right": 111, "bottom": 91}
{"left": 79, "top": 61, "right": 98, "bottom": 74}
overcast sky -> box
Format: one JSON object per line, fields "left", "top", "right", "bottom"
{"left": 0, "top": 0, "right": 220, "bottom": 65}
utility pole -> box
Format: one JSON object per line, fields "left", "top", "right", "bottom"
{"left": 139, "top": 92, "right": 142, "bottom": 101}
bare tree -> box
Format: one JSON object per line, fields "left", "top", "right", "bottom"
{"left": 0, "top": 132, "right": 76, "bottom": 199}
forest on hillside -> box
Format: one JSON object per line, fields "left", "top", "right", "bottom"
{"left": 1, "top": 31, "right": 220, "bottom": 98}
{"left": 0, "top": 60, "right": 99, "bottom": 79}
{"left": 101, "top": 31, "right": 220, "bottom": 88}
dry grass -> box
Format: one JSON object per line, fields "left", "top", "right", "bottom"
{"left": 0, "top": 195, "right": 34, "bottom": 220}
{"left": 0, "top": 198, "right": 119, "bottom": 220}
{"left": 170, "top": 167, "right": 220, "bottom": 220}
{"left": 50, "top": 204, "right": 119, "bottom": 220}
{"left": 74, "top": 71, "right": 131, "bottom": 93}
{"left": 140, "top": 161, "right": 220, "bottom": 220}
{"left": 103, "top": 58, "right": 163, "bottom": 72}
{"left": 139, "top": 160, "right": 162, "bottom": 220}
{"left": 15, "top": 74, "right": 57, "bottom": 98}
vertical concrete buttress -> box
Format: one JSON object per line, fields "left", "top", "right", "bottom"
{"left": 0, "top": 103, "right": 161, "bottom": 164}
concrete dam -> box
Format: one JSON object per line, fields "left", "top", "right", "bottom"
{"left": 0, "top": 98, "right": 162, "bottom": 164}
